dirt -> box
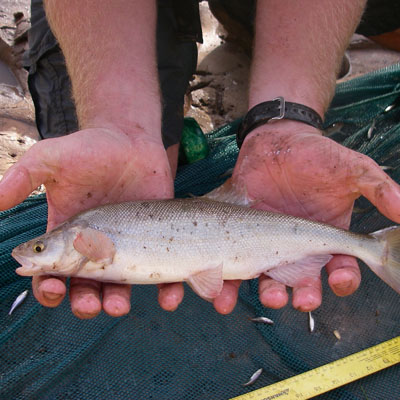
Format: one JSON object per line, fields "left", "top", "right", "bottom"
{"left": 0, "top": 1, "right": 399, "bottom": 183}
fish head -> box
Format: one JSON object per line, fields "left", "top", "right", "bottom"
{"left": 12, "top": 223, "right": 85, "bottom": 277}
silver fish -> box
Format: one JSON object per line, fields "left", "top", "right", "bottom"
{"left": 308, "top": 312, "right": 315, "bottom": 333}
{"left": 243, "top": 368, "right": 263, "bottom": 386}
{"left": 380, "top": 166, "right": 394, "bottom": 171}
{"left": 11, "top": 199, "right": 400, "bottom": 301}
{"left": 9, "top": 289, "right": 28, "bottom": 315}
{"left": 367, "top": 119, "right": 376, "bottom": 140}
{"left": 384, "top": 103, "right": 396, "bottom": 113}
{"left": 250, "top": 317, "right": 274, "bottom": 325}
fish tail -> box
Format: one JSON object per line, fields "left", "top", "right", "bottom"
{"left": 369, "top": 226, "right": 400, "bottom": 294}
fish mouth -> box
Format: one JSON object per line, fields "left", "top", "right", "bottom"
{"left": 12, "top": 250, "right": 42, "bottom": 276}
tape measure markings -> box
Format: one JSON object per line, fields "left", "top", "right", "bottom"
{"left": 230, "top": 336, "right": 400, "bottom": 400}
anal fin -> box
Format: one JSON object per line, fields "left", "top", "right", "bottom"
{"left": 266, "top": 255, "right": 333, "bottom": 287}
{"left": 187, "top": 264, "right": 223, "bottom": 301}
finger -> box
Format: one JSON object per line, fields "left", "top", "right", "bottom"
{"left": 32, "top": 275, "right": 67, "bottom": 307}
{"left": 292, "top": 277, "right": 322, "bottom": 312}
{"left": 356, "top": 158, "right": 400, "bottom": 223}
{"left": 325, "top": 255, "right": 361, "bottom": 297}
{"left": 213, "top": 280, "right": 241, "bottom": 315}
{"left": 0, "top": 144, "right": 53, "bottom": 211}
{"left": 157, "top": 282, "right": 184, "bottom": 311}
{"left": 69, "top": 278, "right": 102, "bottom": 319}
{"left": 258, "top": 275, "right": 289, "bottom": 309}
{"left": 102, "top": 283, "right": 131, "bottom": 317}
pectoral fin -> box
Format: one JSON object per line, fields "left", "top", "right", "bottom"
{"left": 187, "top": 263, "right": 224, "bottom": 301}
{"left": 73, "top": 228, "right": 116, "bottom": 264}
{"left": 266, "top": 255, "right": 333, "bottom": 287}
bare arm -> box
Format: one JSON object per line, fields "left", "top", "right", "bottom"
{"left": 214, "top": 0, "right": 375, "bottom": 314}
{"left": 0, "top": 0, "right": 178, "bottom": 319}
{"left": 44, "top": 0, "right": 161, "bottom": 136}
{"left": 249, "top": 0, "right": 366, "bottom": 114}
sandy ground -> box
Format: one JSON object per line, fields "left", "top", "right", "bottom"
{"left": 0, "top": 2, "right": 398, "bottom": 183}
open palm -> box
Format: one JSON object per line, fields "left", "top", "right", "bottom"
{"left": 0, "top": 127, "right": 174, "bottom": 318}
{"left": 211, "top": 123, "right": 400, "bottom": 313}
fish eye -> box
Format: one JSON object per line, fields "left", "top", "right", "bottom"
{"left": 33, "top": 241, "right": 45, "bottom": 253}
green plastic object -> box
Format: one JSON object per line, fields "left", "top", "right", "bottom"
{"left": 180, "top": 117, "right": 209, "bottom": 164}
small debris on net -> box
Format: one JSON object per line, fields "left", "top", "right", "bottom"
{"left": 333, "top": 330, "right": 341, "bottom": 340}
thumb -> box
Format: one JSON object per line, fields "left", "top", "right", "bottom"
{"left": 356, "top": 158, "right": 400, "bottom": 223}
{"left": 0, "top": 143, "right": 53, "bottom": 210}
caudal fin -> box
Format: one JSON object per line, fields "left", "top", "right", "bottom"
{"left": 370, "top": 226, "right": 400, "bottom": 294}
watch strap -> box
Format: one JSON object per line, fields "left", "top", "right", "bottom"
{"left": 236, "top": 97, "right": 323, "bottom": 148}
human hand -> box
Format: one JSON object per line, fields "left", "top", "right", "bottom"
{"left": 0, "top": 127, "right": 174, "bottom": 318}
{"left": 211, "top": 120, "right": 400, "bottom": 313}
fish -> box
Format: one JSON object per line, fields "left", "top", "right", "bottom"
{"left": 11, "top": 198, "right": 400, "bottom": 301}
{"left": 243, "top": 368, "right": 263, "bottom": 386}
{"left": 367, "top": 118, "right": 376, "bottom": 140}
{"left": 308, "top": 312, "right": 315, "bottom": 333}
{"left": 9, "top": 289, "right": 28, "bottom": 315}
{"left": 250, "top": 317, "right": 274, "bottom": 325}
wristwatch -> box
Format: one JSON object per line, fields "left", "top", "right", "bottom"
{"left": 236, "top": 97, "right": 324, "bottom": 148}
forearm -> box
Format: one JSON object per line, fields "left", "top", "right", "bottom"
{"left": 44, "top": 0, "right": 161, "bottom": 138}
{"left": 249, "top": 0, "right": 366, "bottom": 117}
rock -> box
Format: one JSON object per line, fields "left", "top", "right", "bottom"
{"left": 0, "top": 127, "right": 36, "bottom": 176}
{"left": 186, "top": 106, "right": 215, "bottom": 133}
{"left": 191, "top": 86, "right": 216, "bottom": 108}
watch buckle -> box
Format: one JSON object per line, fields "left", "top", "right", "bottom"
{"left": 271, "top": 96, "right": 285, "bottom": 120}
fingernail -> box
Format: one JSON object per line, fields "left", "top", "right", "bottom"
{"left": 43, "top": 291, "right": 62, "bottom": 301}
{"left": 104, "top": 300, "right": 130, "bottom": 317}
{"left": 333, "top": 281, "right": 352, "bottom": 291}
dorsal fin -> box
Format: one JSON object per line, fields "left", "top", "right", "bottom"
{"left": 202, "top": 179, "right": 253, "bottom": 207}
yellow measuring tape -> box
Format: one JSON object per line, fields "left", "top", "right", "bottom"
{"left": 230, "top": 336, "right": 400, "bottom": 400}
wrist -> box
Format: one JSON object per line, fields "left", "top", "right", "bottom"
{"left": 248, "top": 84, "right": 329, "bottom": 119}
{"left": 78, "top": 124, "right": 165, "bottom": 152}
{"left": 237, "top": 98, "right": 323, "bottom": 148}
{"left": 244, "top": 119, "right": 322, "bottom": 147}
{"left": 82, "top": 115, "right": 161, "bottom": 143}
{"left": 79, "top": 80, "right": 162, "bottom": 139}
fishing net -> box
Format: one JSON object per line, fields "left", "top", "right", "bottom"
{"left": 1, "top": 64, "right": 400, "bottom": 400}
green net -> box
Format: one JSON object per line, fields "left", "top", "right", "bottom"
{"left": 1, "top": 64, "right": 400, "bottom": 400}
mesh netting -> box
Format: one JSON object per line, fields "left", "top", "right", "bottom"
{"left": 1, "top": 64, "right": 400, "bottom": 400}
